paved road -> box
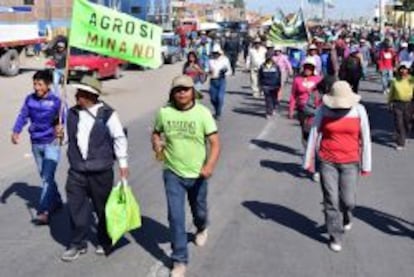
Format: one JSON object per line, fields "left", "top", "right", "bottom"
{"left": 0, "top": 61, "right": 413, "bottom": 277}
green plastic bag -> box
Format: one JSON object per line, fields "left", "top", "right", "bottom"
{"left": 105, "top": 180, "right": 142, "bottom": 245}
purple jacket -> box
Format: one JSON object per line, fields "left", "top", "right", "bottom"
{"left": 13, "top": 92, "right": 61, "bottom": 144}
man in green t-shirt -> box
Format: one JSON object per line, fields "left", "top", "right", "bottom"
{"left": 151, "top": 75, "right": 220, "bottom": 277}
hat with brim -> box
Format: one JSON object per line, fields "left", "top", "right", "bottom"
{"left": 171, "top": 75, "right": 194, "bottom": 91}
{"left": 308, "top": 44, "right": 318, "bottom": 50}
{"left": 72, "top": 75, "right": 102, "bottom": 96}
{"left": 398, "top": 61, "right": 411, "bottom": 70}
{"left": 323, "top": 81, "right": 361, "bottom": 109}
{"left": 254, "top": 37, "right": 261, "bottom": 44}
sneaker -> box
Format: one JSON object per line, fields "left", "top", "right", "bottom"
{"left": 328, "top": 238, "right": 342, "bottom": 252}
{"left": 95, "top": 245, "right": 105, "bottom": 256}
{"left": 396, "top": 146, "right": 404, "bottom": 151}
{"left": 61, "top": 247, "right": 87, "bottom": 262}
{"left": 344, "top": 222, "right": 353, "bottom": 232}
{"left": 32, "top": 213, "right": 49, "bottom": 226}
{"left": 312, "top": 172, "right": 320, "bottom": 183}
{"left": 194, "top": 229, "right": 208, "bottom": 247}
{"left": 170, "top": 263, "right": 186, "bottom": 277}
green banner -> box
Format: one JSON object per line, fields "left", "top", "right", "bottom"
{"left": 69, "top": 0, "right": 162, "bottom": 69}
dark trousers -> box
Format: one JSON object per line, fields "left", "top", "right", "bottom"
{"left": 66, "top": 168, "right": 114, "bottom": 250}
{"left": 392, "top": 101, "right": 412, "bottom": 147}
{"left": 344, "top": 77, "right": 361, "bottom": 93}
{"left": 229, "top": 53, "right": 238, "bottom": 74}
{"left": 262, "top": 87, "right": 279, "bottom": 115}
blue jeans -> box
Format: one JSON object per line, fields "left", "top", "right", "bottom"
{"left": 320, "top": 160, "right": 358, "bottom": 242}
{"left": 163, "top": 169, "right": 208, "bottom": 264}
{"left": 32, "top": 143, "right": 62, "bottom": 214}
{"left": 381, "top": 69, "right": 393, "bottom": 91}
{"left": 209, "top": 78, "right": 226, "bottom": 117}
{"left": 53, "top": 69, "right": 65, "bottom": 96}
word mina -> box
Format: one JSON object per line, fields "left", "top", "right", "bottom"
{"left": 86, "top": 13, "right": 157, "bottom": 59}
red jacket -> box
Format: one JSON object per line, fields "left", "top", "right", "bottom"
{"left": 377, "top": 49, "right": 397, "bottom": 71}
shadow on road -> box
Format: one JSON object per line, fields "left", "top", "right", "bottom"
{"left": 1, "top": 182, "right": 69, "bottom": 247}
{"left": 242, "top": 201, "right": 327, "bottom": 243}
{"left": 251, "top": 139, "right": 302, "bottom": 157}
{"left": 363, "top": 101, "right": 395, "bottom": 148}
{"left": 354, "top": 206, "right": 414, "bottom": 238}
{"left": 260, "top": 160, "right": 307, "bottom": 178}
{"left": 233, "top": 107, "right": 265, "bottom": 118}
{"left": 130, "top": 216, "right": 171, "bottom": 267}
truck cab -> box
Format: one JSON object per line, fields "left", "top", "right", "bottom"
{"left": 161, "top": 32, "right": 182, "bottom": 64}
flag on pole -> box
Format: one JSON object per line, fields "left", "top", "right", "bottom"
{"left": 308, "top": 0, "right": 334, "bottom": 8}
{"left": 268, "top": 9, "right": 309, "bottom": 46}
{"left": 69, "top": 0, "right": 162, "bottom": 69}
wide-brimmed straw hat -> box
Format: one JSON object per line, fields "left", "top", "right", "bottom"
{"left": 72, "top": 75, "right": 102, "bottom": 96}
{"left": 323, "top": 81, "right": 361, "bottom": 109}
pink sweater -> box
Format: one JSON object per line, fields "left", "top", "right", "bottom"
{"left": 272, "top": 54, "right": 292, "bottom": 73}
{"left": 289, "top": 75, "right": 322, "bottom": 117}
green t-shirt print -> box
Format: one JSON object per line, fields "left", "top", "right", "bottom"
{"left": 154, "top": 103, "right": 218, "bottom": 178}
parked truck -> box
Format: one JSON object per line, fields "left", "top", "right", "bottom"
{"left": 0, "top": 23, "right": 46, "bottom": 76}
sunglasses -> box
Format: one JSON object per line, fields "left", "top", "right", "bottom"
{"left": 172, "top": 86, "right": 192, "bottom": 94}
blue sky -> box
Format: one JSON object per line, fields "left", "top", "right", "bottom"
{"left": 191, "top": 0, "right": 382, "bottom": 20}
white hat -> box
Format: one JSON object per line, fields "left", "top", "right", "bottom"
{"left": 401, "top": 41, "right": 408, "bottom": 48}
{"left": 308, "top": 44, "right": 318, "bottom": 50}
{"left": 274, "top": 45, "right": 283, "bottom": 51}
{"left": 265, "top": 40, "right": 274, "bottom": 48}
{"left": 254, "top": 37, "right": 262, "bottom": 43}
{"left": 302, "top": 57, "right": 316, "bottom": 67}
{"left": 398, "top": 61, "right": 412, "bottom": 69}
{"left": 323, "top": 81, "right": 361, "bottom": 109}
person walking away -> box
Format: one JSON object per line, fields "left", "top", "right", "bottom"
{"left": 273, "top": 45, "right": 293, "bottom": 103}
{"left": 304, "top": 81, "right": 371, "bottom": 252}
{"left": 378, "top": 41, "right": 398, "bottom": 94}
{"left": 61, "top": 76, "right": 128, "bottom": 262}
{"left": 152, "top": 75, "right": 220, "bottom": 277}
{"left": 52, "top": 41, "right": 67, "bottom": 96}
{"left": 223, "top": 32, "right": 241, "bottom": 75}
{"left": 359, "top": 38, "right": 372, "bottom": 80}
{"left": 288, "top": 47, "right": 306, "bottom": 76}
{"left": 12, "top": 70, "right": 63, "bottom": 225}
{"left": 246, "top": 38, "right": 266, "bottom": 98}
{"left": 339, "top": 46, "right": 363, "bottom": 93}
{"left": 208, "top": 44, "right": 232, "bottom": 120}
{"left": 388, "top": 62, "right": 414, "bottom": 150}
{"left": 183, "top": 51, "right": 205, "bottom": 92}
{"left": 258, "top": 53, "right": 282, "bottom": 118}
{"left": 289, "top": 58, "right": 323, "bottom": 147}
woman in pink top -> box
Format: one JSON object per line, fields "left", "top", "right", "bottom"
{"left": 289, "top": 58, "right": 322, "bottom": 147}
{"left": 273, "top": 46, "right": 293, "bottom": 103}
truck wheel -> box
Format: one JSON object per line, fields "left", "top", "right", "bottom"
{"left": 0, "top": 49, "right": 20, "bottom": 76}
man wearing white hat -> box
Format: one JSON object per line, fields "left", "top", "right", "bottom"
{"left": 246, "top": 37, "right": 267, "bottom": 97}
{"left": 304, "top": 81, "right": 371, "bottom": 253}
{"left": 61, "top": 76, "right": 128, "bottom": 262}
{"left": 304, "top": 44, "right": 322, "bottom": 76}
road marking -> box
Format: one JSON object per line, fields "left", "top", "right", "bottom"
{"left": 248, "top": 120, "right": 274, "bottom": 150}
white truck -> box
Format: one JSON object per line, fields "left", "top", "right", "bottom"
{"left": 0, "top": 23, "right": 46, "bottom": 76}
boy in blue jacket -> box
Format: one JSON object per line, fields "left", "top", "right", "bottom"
{"left": 12, "top": 70, "right": 63, "bottom": 225}
{"left": 258, "top": 54, "right": 282, "bottom": 118}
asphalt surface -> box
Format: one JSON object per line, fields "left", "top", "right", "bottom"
{"left": 0, "top": 62, "right": 413, "bottom": 277}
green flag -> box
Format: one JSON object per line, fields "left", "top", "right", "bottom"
{"left": 69, "top": 0, "right": 162, "bottom": 69}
